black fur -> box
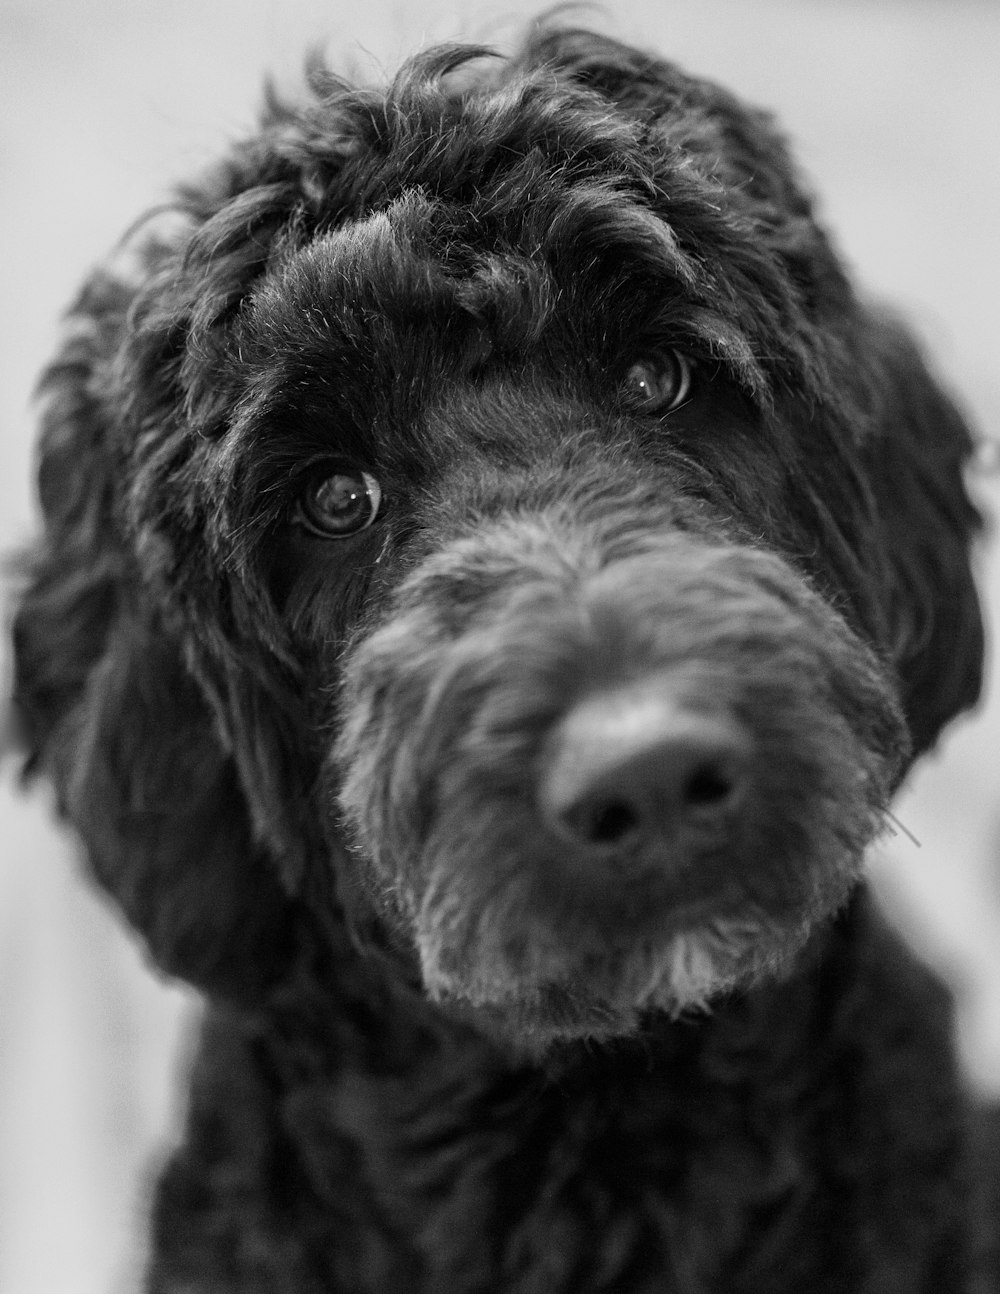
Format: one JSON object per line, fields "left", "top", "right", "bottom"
{"left": 10, "top": 24, "right": 989, "bottom": 1291}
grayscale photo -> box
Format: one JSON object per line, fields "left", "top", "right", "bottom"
{"left": 2, "top": 1, "right": 999, "bottom": 1290}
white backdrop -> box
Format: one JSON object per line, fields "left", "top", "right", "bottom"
{"left": 2, "top": 2, "right": 999, "bottom": 1291}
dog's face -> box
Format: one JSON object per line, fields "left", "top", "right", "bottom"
{"left": 15, "top": 32, "right": 983, "bottom": 1052}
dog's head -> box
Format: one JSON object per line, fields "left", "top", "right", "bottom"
{"left": 12, "top": 29, "right": 983, "bottom": 1050}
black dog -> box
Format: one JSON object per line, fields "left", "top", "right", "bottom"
{"left": 12, "top": 23, "right": 990, "bottom": 1291}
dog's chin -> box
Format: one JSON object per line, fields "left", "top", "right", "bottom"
{"left": 435, "top": 987, "right": 648, "bottom": 1058}
{"left": 421, "top": 917, "right": 812, "bottom": 1058}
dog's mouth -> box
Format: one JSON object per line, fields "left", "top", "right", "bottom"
{"left": 410, "top": 857, "right": 819, "bottom": 1038}
{"left": 418, "top": 906, "right": 813, "bottom": 1054}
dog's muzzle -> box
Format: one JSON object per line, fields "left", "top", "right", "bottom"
{"left": 333, "top": 509, "right": 908, "bottom": 1049}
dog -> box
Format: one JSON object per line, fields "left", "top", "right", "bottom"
{"left": 11, "top": 22, "right": 991, "bottom": 1291}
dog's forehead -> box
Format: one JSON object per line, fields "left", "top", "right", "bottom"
{"left": 232, "top": 178, "right": 775, "bottom": 428}
{"left": 251, "top": 182, "right": 695, "bottom": 351}
{"left": 148, "top": 48, "right": 862, "bottom": 506}
{"left": 215, "top": 61, "right": 840, "bottom": 404}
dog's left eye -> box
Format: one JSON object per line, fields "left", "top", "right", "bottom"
{"left": 294, "top": 462, "right": 383, "bottom": 538}
{"left": 622, "top": 350, "right": 695, "bottom": 412}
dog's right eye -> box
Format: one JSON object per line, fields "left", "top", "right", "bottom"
{"left": 621, "top": 350, "right": 695, "bottom": 413}
{"left": 294, "top": 462, "right": 383, "bottom": 538}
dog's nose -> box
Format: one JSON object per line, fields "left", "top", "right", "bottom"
{"left": 539, "top": 682, "right": 751, "bottom": 857}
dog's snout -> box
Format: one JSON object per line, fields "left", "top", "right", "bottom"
{"left": 539, "top": 682, "right": 751, "bottom": 858}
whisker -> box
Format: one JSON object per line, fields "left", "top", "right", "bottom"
{"left": 882, "top": 809, "right": 921, "bottom": 848}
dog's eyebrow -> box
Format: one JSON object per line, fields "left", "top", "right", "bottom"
{"left": 430, "top": 168, "right": 779, "bottom": 401}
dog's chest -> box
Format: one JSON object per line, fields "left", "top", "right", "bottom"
{"left": 285, "top": 1060, "right": 825, "bottom": 1293}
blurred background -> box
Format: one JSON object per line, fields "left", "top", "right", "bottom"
{"left": 1, "top": 1, "right": 998, "bottom": 1290}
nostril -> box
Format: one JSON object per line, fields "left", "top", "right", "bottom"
{"left": 578, "top": 798, "right": 641, "bottom": 846}
{"left": 684, "top": 760, "right": 741, "bottom": 810}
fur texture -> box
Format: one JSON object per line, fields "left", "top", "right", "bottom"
{"left": 10, "top": 24, "right": 990, "bottom": 1291}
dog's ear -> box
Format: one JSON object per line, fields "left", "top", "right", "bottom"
{"left": 10, "top": 78, "right": 370, "bottom": 978}
{"left": 11, "top": 270, "right": 297, "bottom": 1002}
{"left": 859, "top": 313, "right": 984, "bottom": 756}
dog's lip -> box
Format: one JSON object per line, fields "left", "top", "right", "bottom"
{"left": 428, "top": 924, "right": 716, "bottom": 1028}
{"left": 524, "top": 876, "right": 734, "bottom": 941}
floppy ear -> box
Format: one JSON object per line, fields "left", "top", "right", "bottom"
{"left": 859, "top": 312, "right": 985, "bottom": 757}
{"left": 10, "top": 71, "right": 375, "bottom": 994}
{"left": 11, "top": 269, "right": 296, "bottom": 1003}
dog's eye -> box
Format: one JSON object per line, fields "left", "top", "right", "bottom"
{"left": 622, "top": 350, "right": 694, "bottom": 412}
{"left": 294, "top": 462, "right": 382, "bottom": 538}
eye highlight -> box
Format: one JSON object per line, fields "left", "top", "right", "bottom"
{"left": 294, "top": 461, "right": 383, "bottom": 539}
{"left": 621, "top": 349, "right": 695, "bottom": 413}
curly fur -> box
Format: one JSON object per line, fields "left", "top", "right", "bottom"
{"left": 10, "top": 23, "right": 990, "bottom": 1292}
